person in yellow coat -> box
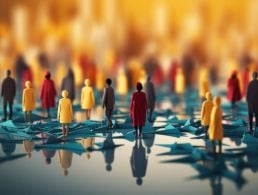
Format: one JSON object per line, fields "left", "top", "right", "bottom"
{"left": 175, "top": 67, "right": 185, "bottom": 95}
{"left": 57, "top": 90, "right": 73, "bottom": 136}
{"left": 208, "top": 96, "right": 223, "bottom": 154}
{"left": 199, "top": 69, "right": 210, "bottom": 102}
{"left": 81, "top": 79, "right": 95, "bottom": 120}
{"left": 22, "top": 81, "right": 35, "bottom": 123}
{"left": 23, "top": 140, "right": 35, "bottom": 159}
{"left": 201, "top": 92, "right": 213, "bottom": 137}
{"left": 58, "top": 149, "right": 73, "bottom": 176}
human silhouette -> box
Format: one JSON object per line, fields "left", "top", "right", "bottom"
{"left": 201, "top": 92, "right": 213, "bottom": 137}
{"left": 143, "top": 134, "right": 155, "bottom": 154}
{"left": 58, "top": 149, "right": 73, "bottom": 176}
{"left": 130, "top": 138, "right": 148, "bottom": 186}
{"left": 40, "top": 71, "right": 57, "bottom": 118}
{"left": 22, "top": 81, "right": 35, "bottom": 123}
{"left": 102, "top": 78, "right": 115, "bottom": 128}
{"left": 144, "top": 75, "right": 156, "bottom": 122}
{"left": 227, "top": 71, "right": 242, "bottom": 109}
{"left": 61, "top": 68, "right": 75, "bottom": 103}
{"left": 81, "top": 79, "right": 95, "bottom": 120}
{"left": 246, "top": 72, "right": 258, "bottom": 133}
{"left": 103, "top": 133, "right": 115, "bottom": 172}
{"left": 199, "top": 69, "right": 210, "bottom": 102}
{"left": 130, "top": 82, "right": 148, "bottom": 137}
{"left": 1, "top": 70, "right": 16, "bottom": 121}
{"left": 23, "top": 140, "right": 35, "bottom": 159}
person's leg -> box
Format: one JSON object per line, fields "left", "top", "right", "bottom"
{"left": 135, "top": 126, "right": 138, "bottom": 137}
{"left": 65, "top": 124, "right": 69, "bottom": 136}
{"left": 255, "top": 113, "right": 258, "bottom": 132}
{"left": 9, "top": 99, "right": 13, "bottom": 120}
{"left": 47, "top": 108, "right": 50, "bottom": 119}
{"left": 139, "top": 126, "right": 142, "bottom": 136}
{"left": 249, "top": 113, "right": 253, "bottom": 132}
{"left": 212, "top": 140, "right": 216, "bottom": 154}
{"left": 218, "top": 140, "right": 222, "bottom": 154}
{"left": 149, "top": 108, "right": 153, "bottom": 122}
{"left": 106, "top": 109, "right": 113, "bottom": 128}
{"left": 204, "top": 126, "right": 208, "bottom": 138}
{"left": 231, "top": 101, "right": 235, "bottom": 110}
{"left": 28, "top": 111, "right": 32, "bottom": 123}
{"left": 62, "top": 124, "right": 65, "bottom": 136}
{"left": 88, "top": 109, "right": 91, "bottom": 120}
{"left": 24, "top": 112, "right": 27, "bottom": 123}
{"left": 2, "top": 98, "right": 7, "bottom": 121}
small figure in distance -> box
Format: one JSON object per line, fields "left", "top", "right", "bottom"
{"left": 57, "top": 90, "right": 73, "bottom": 137}
{"left": 102, "top": 78, "right": 115, "bottom": 129}
{"left": 227, "top": 70, "right": 242, "bottom": 110}
{"left": 81, "top": 79, "right": 95, "bottom": 120}
{"left": 246, "top": 71, "right": 258, "bottom": 133}
{"left": 208, "top": 96, "right": 223, "bottom": 155}
{"left": 144, "top": 75, "right": 156, "bottom": 123}
{"left": 130, "top": 82, "right": 148, "bottom": 137}
{"left": 22, "top": 81, "right": 35, "bottom": 124}
{"left": 40, "top": 71, "right": 57, "bottom": 119}
{"left": 61, "top": 68, "right": 75, "bottom": 103}
{"left": 1, "top": 70, "right": 16, "bottom": 121}
{"left": 201, "top": 92, "right": 213, "bottom": 138}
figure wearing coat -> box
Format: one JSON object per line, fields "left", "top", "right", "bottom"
{"left": 144, "top": 80, "right": 156, "bottom": 110}
{"left": 175, "top": 68, "right": 185, "bottom": 94}
{"left": 208, "top": 97, "right": 223, "bottom": 141}
{"left": 130, "top": 91, "right": 148, "bottom": 127}
{"left": 81, "top": 79, "right": 95, "bottom": 109}
{"left": 40, "top": 78, "right": 57, "bottom": 109}
{"left": 57, "top": 91, "right": 73, "bottom": 124}
{"left": 61, "top": 69, "right": 75, "bottom": 102}
{"left": 22, "top": 81, "right": 35, "bottom": 112}
{"left": 58, "top": 149, "right": 73, "bottom": 175}
{"left": 227, "top": 73, "right": 242, "bottom": 102}
{"left": 247, "top": 79, "right": 258, "bottom": 114}
{"left": 201, "top": 92, "right": 213, "bottom": 126}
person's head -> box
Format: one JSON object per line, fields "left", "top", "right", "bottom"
{"left": 213, "top": 96, "right": 221, "bottom": 106}
{"left": 45, "top": 158, "right": 51, "bottom": 165}
{"left": 106, "top": 78, "right": 112, "bottom": 86}
{"left": 231, "top": 70, "right": 237, "bottom": 78}
{"left": 136, "top": 82, "right": 143, "bottom": 91}
{"left": 136, "top": 178, "right": 143, "bottom": 186}
{"left": 25, "top": 80, "right": 32, "bottom": 88}
{"left": 252, "top": 72, "right": 258, "bottom": 80}
{"left": 6, "top": 69, "right": 11, "bottom": 77}
{"left": 45, "top": 71, "right": 51, "bottom": 79}
{"left": 62, "top": 90, "right": 68, "bottom": 98}
{"left": 85, "top": 79, "right": 91, "bottom": 86}
{"left": 106, "top": 164, "right": 112, "bottom": 172}
{"left": 205, "top": 92, "right": 212, "bottom": 101}
{"left": 63, "top": 169, "right": 68, "bottom": 176}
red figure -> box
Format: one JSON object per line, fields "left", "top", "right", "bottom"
{"left": 227, "top": 71, "right": 242, "bottom": 108}
{"left": 152, "top": 65, "right": 164, "bottom": 86}
{"left": 168, "top": 61, "right": 178, "bottom": 92}
{"left": 130, "top": 82, "right": 148, "bottom": 137}
{"left": 21, "top": 67, "right": 33, "bottom": 88}
{"left": 40, "top": 72, "right": 57, "bottom": 118}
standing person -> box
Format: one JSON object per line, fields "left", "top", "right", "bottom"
{"left": 40, "top": 72, "right": 57, "bottom": 118}
{"left": 81, "top": 79, "right": 95, "bottom": 120}
{"left": 57, "top": 90, "right": 73, "bottom": 137}
{"left": 1, "top": 70, "right": 16, "bottom": 121}
{"left": 22, "top": 81, "right": 35, "bottom": 123}
{"left": 144, "top": 75, "right": 156, "bottom": 122}
{"left": 61, "top": 68, "right": 75, "bottom": 103}
{"left": 201, "top": 92, "right": 213, "bottom": 137}
{"left": 102, "top": 78, "right": 115, "bottom": 129}
{"left": 227, "top": 71, "right": 242, "bottom": 109}
{"left": 130, "top": 82, "right": 148, "bottom": 137}
{"left": 246, "top": 72, "right": 258, "bottom": 133}
{"left": 208, "top": 96, "right": 223, "bottom": 154}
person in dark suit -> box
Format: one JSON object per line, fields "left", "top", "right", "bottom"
{"left": 1, "top": 70, "right": 16, "bottom": 121}
{"left": 130, "top": 138, "right": 148, "bottom": 186}
{"left": 144, "top": 75, "right": 156, "bottom": 122}
{"left": 247, "top": 72, "right": 258, "bottom": 133}
{"left": 61, "top": 68, "right": 75, "bottom": 103}
{"left": 102, "top": 78, "right": 115, "bottom": 128}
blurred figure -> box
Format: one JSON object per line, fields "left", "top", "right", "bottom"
{"left": 246, "top": 72, "right": 258, "bottom": 133}
{"left": 199, "top": 69, "right": 210, "bottom": 102}
{"left": 81, "top": 79, "right": 95, "bottom": 120}
{"left": 23, "top": 140, "right": 35, "bottom": 159}
{"left": 40, "top": 71, "right": 57, "bottom": 118}
{"left": 208, "top": 96, "right": 223, "bottom": 154}
{"left": 22, "top": 81, "right": 35, "bottom": 123}
{"left": 40, "top": 133, "right": 56, "bottom": 165}
{"left": 168, "top": 60, "right": 178, "bottom": 92}
{"left": 201, "top": 92, "right": 213, "bottom": 137}
{"left": 175, "top": 67, "right": 185, "bottom": 95}
{"left": 103, "top": 133, "right": 115, "bottom": 172}
{"left": 143, "top": 134, "right": 155, "bottom": 154}
{"left": 61, "top": 68, "right": 75, "bottom": 103}
{"left": 1, "top": 70, "right": 16, "bottom": 121}
{"left": 116, "top": 67, "right": 128, "bottom": 100}
{"left": 130, "top": 138, "right": 148, "bottom": 186}
{"left": 58, "top": 149, "right": 73, "bottom": 176}
{"left": 81, "top": 138, "right": 95, "bottom": 159}
{"left": 241, "top": 66, "right": 250, "bottom": 97}
{"left": 152, "top": 64, "right": 164, "bottom": 86}
{"left": 96, "top": 68, "right": 105, "bottom": 93}
{"left": 144, "top": 75, "right": 156, "bottom": 122}
{"left": 227, "top": 71, "right": 242, "bottom": 109}
{"left": 130, "top": 82, "right": 148, "bottom": 137}
{"left": 57, "top": 90, "right": 73, "bottom": 137}
{"left": 102, "top": 78, "right": 115, "bottom": 129}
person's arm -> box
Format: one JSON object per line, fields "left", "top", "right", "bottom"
{"left": 1, "top": 80, "right": 4, "bottom": 97}
{"left": 57, "top": 100, "right": 61, "bottom": 120}
{"left": 91, "top": 88, "right": 95, "bottom": 106}
{"left": 13, "top": 80, "right": 16, "bottom": 97}
{"left": 102, "top": 88, "right": 107, "bottom": 108}
{"left": 130, "top": 94, "right": 134, "bottom": 115}
{"left": 40, "top": 82, "right": 44, "bottom": 100}
{"left": 22, "top": 90, "right": 25, "bottom": 110}
{"left": 81, "top": 88, "right": 84, "bottom": 107}
{"left": 201, "top": 103, "right": 205, "bottom": 122}
{"left": 246, "top": 83, "right": 251, "bottom": 102}
{"left": 70, "top": 100, "right": 73, "bottom": 120}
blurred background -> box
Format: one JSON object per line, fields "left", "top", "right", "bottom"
{"left": 0, "top": 0, "right": 258, "bottom": 98}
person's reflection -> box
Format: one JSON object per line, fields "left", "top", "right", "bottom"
{"left": 81, "top": 137, "right": 95, "bottom": 159}
{"left": 209, "top": 175, "right": 223, "bottom": 195}
{"left": 58, "top": 149, "right": 73, "bottom": 176}
{"left": 41, "top": 133, "right": 56, "bottom": 164}
{"left": 1, "top": 134, "right": 16, "bottom": 156}
{"left": 103, "top": 133, "right": 115, "bottom": 172}
{"left": 130, "top": 138, "right": 148, "bottom": 186}
{"left": 143, "top": 134, "right": 155, "bottom": 154}
{"left": 23, "top": 140, "right": 35, "bottom": 159}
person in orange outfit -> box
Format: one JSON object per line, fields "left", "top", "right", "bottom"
{"left": 81, "top": 79, "right": 95, "bottom": 120}
{"left": 22, "top": 81, "right": 35, "bottom": 123}
{"left": 201, "top": 92, "right": 213, "bottom": 137}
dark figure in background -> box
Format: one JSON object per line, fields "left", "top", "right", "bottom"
{"left": 130, "top": 82, "right": 148, "bottom": 137}
{"left": 247, "top": 72, "right": 258, "bottom": 133}
{"left": 1, "top": 70, "right": 16, "bottom": 121}
{"left": 61, "top": 68, "right": 75, "bottom": 103}
{"left": 103, "top": 133, "right": 115, "bottom": 172}
{"left": 130, "top": 138, "right": 148, "bottom": 186}
{"left": 144, "top": 75, "right": 156, "bottom": 122}
{"left": 102, "top": 78, "right": 115, "bottom": 128}
{"left": 40, "top": 72, "right": 57, "bottom": 118}
{"left": 227, "top": 71, "right": 242, "bottom": 109}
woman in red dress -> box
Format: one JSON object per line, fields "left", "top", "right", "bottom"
{"left": 130, "top": 82, "right": 148, "bottom": 137}
{"left": 227, "top": 71, "right": 242, "bottom": 109}
{"left": 40, "top": 72, "right": 57, "bottom": 118}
